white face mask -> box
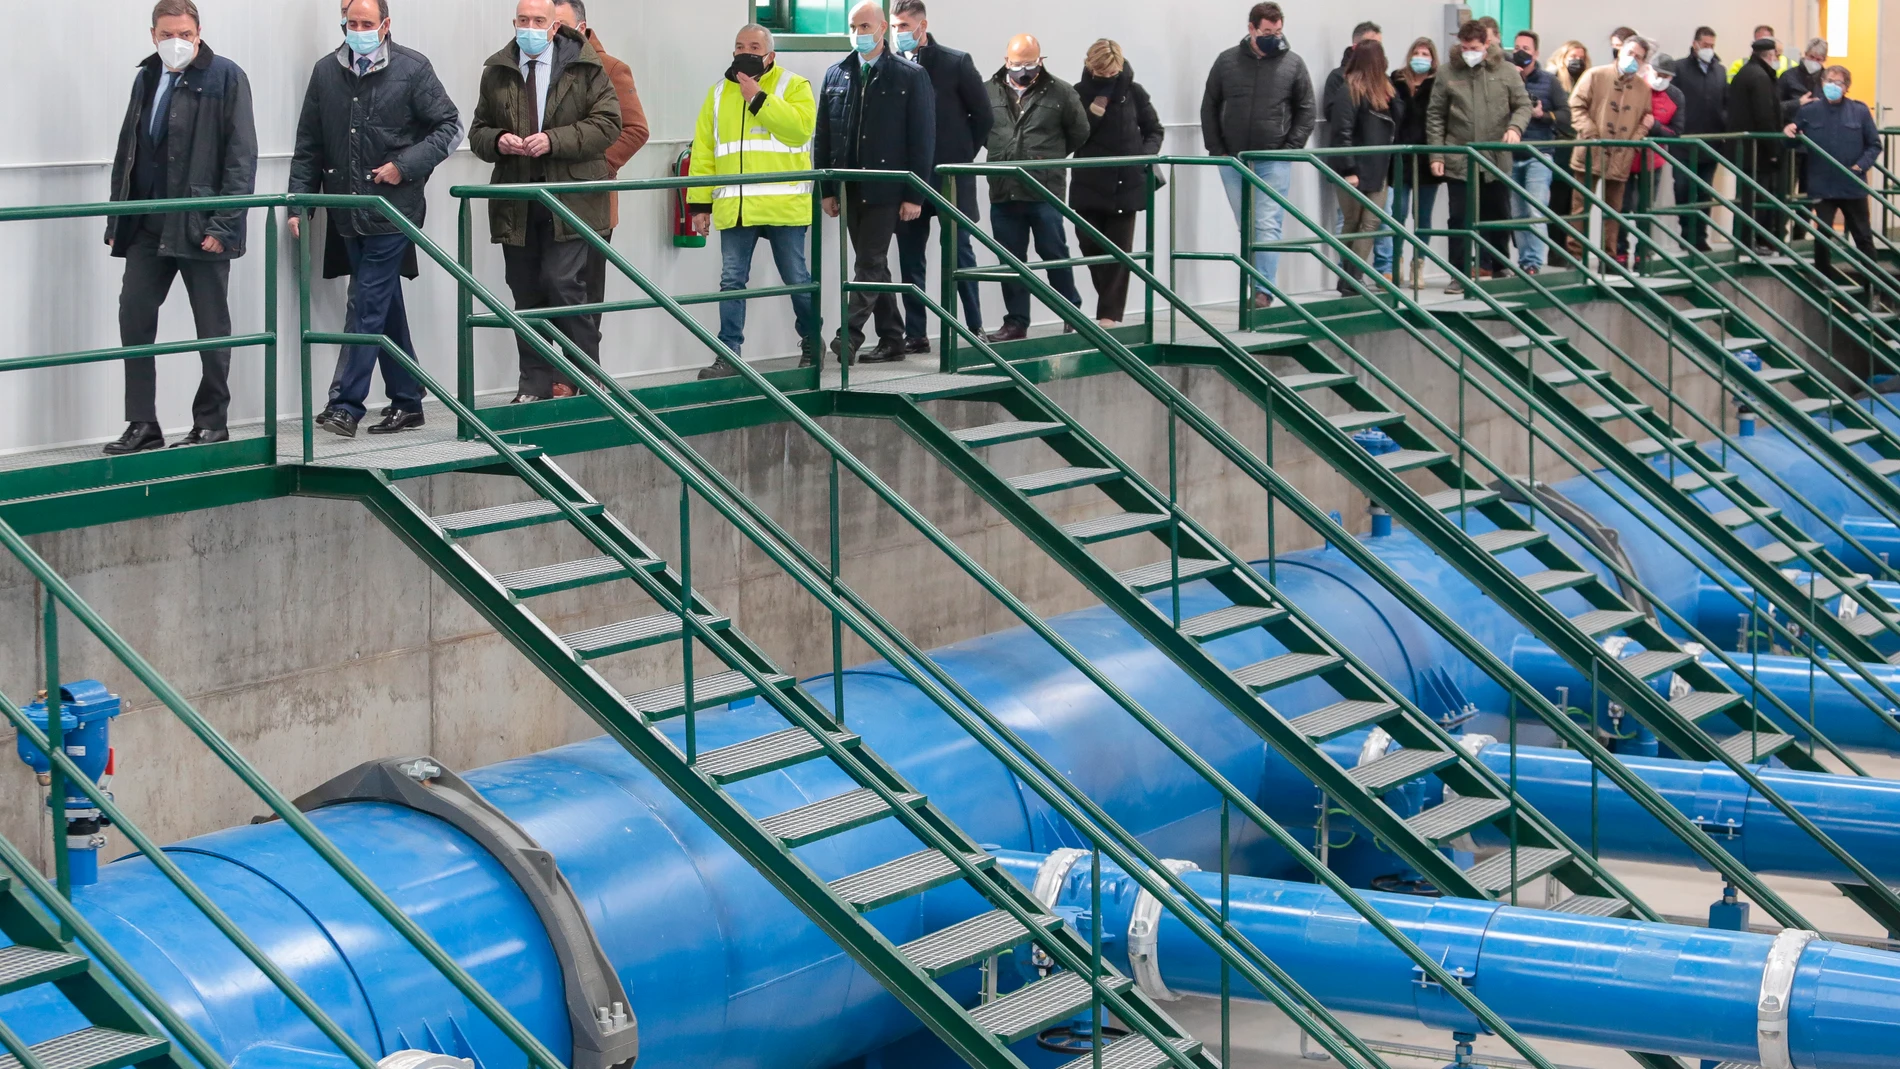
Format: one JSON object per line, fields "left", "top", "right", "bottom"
{"left": 156, "top": 36, "right": 195, "bottom": 71}
{"left": 1461, "top": 49, "right": 1485, "bottom": 68}
{"left": 1804, "top": 57, "right": 1824, "bottom": 73}
{"left": 1648, "top": 74, "right": 1672, "bottom": 91}
{"left": 1696, "top": 47, "right": 1715, "bottom": 64}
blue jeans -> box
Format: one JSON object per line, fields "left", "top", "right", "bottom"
{"left": 1512, "top": 156, "right": 1553, "bottom": 269}
{"left": 328, "top": 232, "right": 422, "bottom": 420}
{"left": 718, "top": 224, "right": 818, "bottom": 358}
{"left": 897, "top": 176, "right": 983, "bottom": 337}
{"left": 1381, "top": 174, "right": 1440, "bottom": 275}
{"left": 1220, "top": 158, "right": 1292, "bottom": 294}
{"left": 991, "top": 201, "right": 1084, "bottom": 330}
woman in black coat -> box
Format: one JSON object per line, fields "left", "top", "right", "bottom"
{"left": 1385, "top": 37, "right": 1440, "bottom": 286}
{"left": 1069, "top": 40, "right": 1164, "bottom": 325}
{"left": 1327, "top": 39, "right": 1402, "bottom": 294}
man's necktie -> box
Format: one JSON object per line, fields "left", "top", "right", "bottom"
{"left": 526, "top": 59, "right": 540, "bottom": 132}
{"left": 150, "top": 72, "right": 178, "bottom": 138}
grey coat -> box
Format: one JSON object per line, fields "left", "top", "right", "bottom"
{"left": 289, "top": 40, "right": 463, "bottom": 237}
{"left": 108, "top": 43, "right": 257, "bottom": 261}
{"left": 1199, "top": 37, "right": 1317, "bottom": 156}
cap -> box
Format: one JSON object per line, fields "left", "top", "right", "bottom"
{"left": 1752, "top": 37, "right": 1778, "bottom": 53}
{"left": 1653, "top": 54, "right": 1678, "bottom": 75}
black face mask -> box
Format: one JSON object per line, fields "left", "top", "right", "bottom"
{"left": 1511, "top": 49, "right": 1534, "bottom": 69}
{"left": 726, "top": 52, "right": 769, "bottom": 81}
{"left": 1007, "top": 65, "right": 1040, "bottom": 86}
{"left": 1254, "top": 33, "right": 1287, "bottom": 57}
{"left": 1566, "top": 57, "right": 1586, "bottom": 76}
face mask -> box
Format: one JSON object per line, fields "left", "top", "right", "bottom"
{"left": 1618, "top": 55, "right": 1640, "bottom": 75}
{"left": 1804, "top": 57, "right": 1823, "bottom": 73}
{"left": 894, "top": 30, "right": 918, "bottom": 52}
{"left": 1566, "top": 57, "right": 1586, "bottom": 76}
{"left": 852, "top": 31, "right": 884, "bottom": 54}
{"left": 727, "top": 52, "right": 767, "bottom": 81}
{"left": 1007, "top": 64, "right": 1039, "bottom": 86}
{"left": 1409, "top": 55, "right": 1432, "bottom": 75}
{"left": 1823, "top": 82, "right": 1845, "bottom": 102}
{"left": 1254, "top": 33, "right": 1287, "bottom": 57}
{"left": 1696, "top": 47, "right": 1715, "bottom": 64}
{"left": 1649, "top": 75, "right": 1672, "bottom": 91}
{"left": 1510, "top": 49, "right": 1533, "bottom": 69}
{"left": 343, "top": 24, "right": 382, "bottom": 57}
{"left": 156, "top": 36, "right": 195, "bottom": 70}
{"left": 516, "top": 26, "right": 551, "bottom": 56}
{"left": 1461, "top": 49, "right": 1485, "bottom": 68}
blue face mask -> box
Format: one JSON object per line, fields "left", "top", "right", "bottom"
{"left": 894, "top": 30, "right": 918, "bottom": 52}
{"left": 343, "top": 23, "right": 383, "bottom": 57}
{"left": 1409, "top": 55, "right": 1432, "bottom": 74}
{"left": 516, "top": 26, "right": 551, "bottom": 56}
{"left": 1823, "top": 82, "right": 1845, "bottom": 102}
{"left": 851, "top": 32, "right": 882, "bottom": 55}
{"left": 1618, "top": 54, "right": 1640, "bottom": 75}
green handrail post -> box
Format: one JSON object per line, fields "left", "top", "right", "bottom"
{"left": 296, "top": 209, "right": 315, "bottom": 465}
{"left": 43, "top": 600, "right": 67, "bottom": 926}
{"left": 809, "top": 184, "right": 825, "bottom": 385}
{"left": 1237, "top": 158, "right": 1254, "bottom": 326}
{"left": 837, "top": 185, "right": 851, "bottom": 390}
{"left": 940, "top": 173, "right": 958, "bottom": 373}
{"left": 264, "top": 205, "right": 279, "bottom": 452}
{"left": 457, "top": 197, "right": 476, "bottom": 439}
{"left": 1144, "top": 162, "right": 1158, "bottom": 345}
{"left": 681, "top": 480, "right": 696, "bottom": 765}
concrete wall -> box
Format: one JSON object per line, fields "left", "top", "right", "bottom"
{"left": 0, "top": 278, "right": 1834, "bottom": 869}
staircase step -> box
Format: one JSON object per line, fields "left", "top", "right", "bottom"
{"left": 1847, "top": 611, "right": 1898, "bottom": 637}
{"left": 1791, "top": 397, "right": 1835, "bottom": 414}
{"left": 1629, "top": 437, "right": 1694, "bottom": 457}
{"left": 1584, "top": 402, "right": 1650, "bottom": 422}
{"left": 1471, "top": 528, "right": 1548, "bottom": 554}
{"left": 0, "top": 1027, "right": 169, "bottom": 1069}
{"left": 1718, "top": 732, "right": 1793, "bottom": 765}
{"left": 624, "top": 670, "right": 792, "bottom": 720}
{"left": 759, "top": 787, "right": 925, "bottom": 848}
{"left": 1538, "top": 367, "right": 1609, "bottom": 387}
{"left": 1278, "top": 371, "right": 1358, "bottom": 391}
{"left": 1722, "top": 337, "right": 1768, "bottom": 351}
{"left": 1465, "top": 847, "right": 1572, "bottom": 893}
{"left": 1348, "top": 747, "right": 1457, "bottom": 792}
{"left": 1009, "top": 466, "right": 1123, "bottom": 497}
{"left": 972, "top": 970, "right": 1122, "bottom": 1044}
{"left": 1059, "top": 1036, "right": 1202, "bottom": 1069}
{"left": 832, "top": 849, "right": 991, "bottom": 911}
{"left": 1327, "top": 410, "right": 1403, "bottom": 432}
{"left": 497, "top": 555, "right": 655, "bottom": 598}
{"left": 1550, "top": 895, "right": 1632, "bottom": 917}
{"left": 1062, "top": 511, "right": 1171, "bottom": 545}
{"left": 1673, "top": 689, "right": 1743, "bottom": 721}
{"left": 1753, "top": 367, "right": 1803, "bottom": 385}
{"left": 1179, "top": 604, "right": 1284, "bottom": 641}
{"left": 0, "top": 945, "right": 86, "bottom": 997}
{"left": 953, "top": 421, "right": 1067, "bottom": 448}
{"left": 1290, "top": 700, "right": 1398, "bottom": 741}
{"left": 1678, "top": 308, "right": 1726, "bottom": 322}
{"left": 1376, "top": 449, "right": 1449, "bottom": 473}
{"left": 1833, "top": 427, "right": 1882, "bottom": 446}
{"left": 1602, "top": 275, "right": 1693, "bottom": 292}
{"left": 901, "top": 910, "right": 1040, "bottom": 978}
{"left": 1499, "top": 333, "right": 1564, "bottom": 350}
{"left": 847, "top": 373, "right": 1010, "bottom": 400}
{"left": 1407, "top": 795, "right": 1511, "bottom": 843}
{"left": 1672, "top": 470, "right": 1737, "bottom": 492}
{"left": 1870, "top": 459, "right": 1900, "bottom": 477}
{"left": 1233, "top": 652, "right": 1342, "bottom": 691}
{"left": 1569, "top": 608, "right": 1646, "bottom": 636}
{"left": 1521, "top": 569, "right": 1596, "bottom": 593}
{"left": 1117, "top": 557, "right": 1231, "bottom": 593}
{"left": 1617, "top": 650, "right": 1694, "bottom": 680}
{"left": 1710, "top": 506, "right": 1778, "bottom": 529}
{"left": 310, "top": 439, "right": 540, "bottom": 479}
{"left": 696, "top": 728, "right": 858, "bottom": 784}
{"left": 1423, "top": 488, "right": 1501, "bottom": 511}
{"left": 560, "top": 612, "right": 728, "bottom": 660}
{"left": 435, "top": 499, "right": 601, "bottom": 537}
{"left": 1754, "top": 541, "right": 1822, "bottom": 566}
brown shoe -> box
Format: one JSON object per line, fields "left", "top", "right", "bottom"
{"left": 551, "top": 383, "right": 579, "bottom": 398}
{"left": 1252, "top": 291, "right": 1275, "bottom": 310}
{"left": 984, "top": 324, "right": 1028, "bottom": 343}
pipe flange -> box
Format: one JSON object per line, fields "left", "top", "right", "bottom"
{"left": 1757, "top": 927, "right": 1817, "bottom": 1069}
{"left": 1030, "top": 848, "right": 1090, "bottom": 910}
{"left": 1356, "top": 727, "right": 1394, "bottom": 768}
{"left": 1127, "top": 859, "right": 1199, "bottom": 1001}
{"left": 379, "top": 1054, "right": 473, "bottom": 1069}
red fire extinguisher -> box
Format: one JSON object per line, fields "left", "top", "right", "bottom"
{"left": 673, "top": 146, "right": 706, "bottom": 249}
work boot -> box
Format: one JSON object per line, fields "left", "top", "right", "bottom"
{"left": 697, "top": 358, "right": 741, "bottom": 380}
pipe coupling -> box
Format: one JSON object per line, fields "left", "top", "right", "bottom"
{"left": 1756, "top": 927, "right": 1817, "bottom": 1069}
{"left": 1127, "top": 859, "right": 1200, "bottom": 1002}
{"left": 1030, "top": 848, "right": 1090, "bottom": 910}
{"left": 379, "top": 1054, "right": 473, "bottom": 1069}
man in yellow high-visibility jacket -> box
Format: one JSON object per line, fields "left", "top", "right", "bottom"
{"left": 1729, "top": 24, "right": 1793, "bottom": 80}
{"left": 689, "top": 24, "right": 820, "bottom": 378}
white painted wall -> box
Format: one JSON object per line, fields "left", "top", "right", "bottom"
{"left": 0, "top": 0, "right": 1834, "bottom": 453}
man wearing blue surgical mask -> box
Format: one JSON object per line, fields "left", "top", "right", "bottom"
{"left": 1200, "top": 1, "right": 1316, "bottom": 317}
{"left": 291, "top": 0, "right": 462, "bottom": 437}
{"left": 1786, "top": 66, "right": 1881, "bottom": 280}
{"left": 470, "top": 0, "right": 622, "bottom": 403}
{"left": 814, "top": 0, "right": 936, "bottom": 365}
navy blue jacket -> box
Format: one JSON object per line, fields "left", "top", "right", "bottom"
{"left": 815, "top": 51, "right": 936, "bottom": 205}
{"left": 1519, "top": 66, "right": 1567, "bottom": 141}
{"left": 1792, "top": 98, "right": 1881, "bottom": 201}
{"left": 108, "top": 43, "right": 257, "bottom": 261}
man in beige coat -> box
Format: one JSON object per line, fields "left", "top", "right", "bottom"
{"left": 1566, "top": 35, "right": 1655, "bottom": 263}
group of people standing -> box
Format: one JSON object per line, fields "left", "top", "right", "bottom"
{"left": 100, "top": 1, "right": 1889, "bottom": 447}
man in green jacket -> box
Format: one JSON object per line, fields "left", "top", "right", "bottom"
{"left": 1427, "top": 20, "right": 1530, "bottom": 290}
{"left": 469, "top": 0, "right": 621, "bottom": 403}
{"left": 983, "top": 33, "right": 1089, "bottom": 342}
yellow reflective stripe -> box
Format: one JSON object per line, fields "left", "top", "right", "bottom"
{"left": 714, "top": 140, "right": 809, "bottom": 157}
{"left": 713, "top": 181, "right": 815, "bottom": 199}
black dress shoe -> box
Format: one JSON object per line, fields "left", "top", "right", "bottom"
{"left": 984, "top": 324, "right": 1028, "bottom": 343}
{"left": 509, "top": 393, "right": 547, "bottom": 405}
{"left": 368, "top": 409, "right": 425, "bottom": 434}
{"left": 103, "top": 422, "right": 164, "bottom": 455}
{"left": 860, "top": 339, "right": 906, "bottom": 363}
{"left": 902, "top": 336, "right": 931, "bottom": 355}
{"left": 170, "top": 427, "right": 230, "bottom": 447}
{"left": 317, "top": 408, "right": 360, "bottom": 438}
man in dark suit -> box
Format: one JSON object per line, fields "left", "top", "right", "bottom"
{"left": 890, "top": 0, "right": 990, "bottom": 351}
{"left": 815, "top": 0, "right": 935, "bottom": 365}
{"left": 1728, "top": 37, "right": 1786, "bottom": 248}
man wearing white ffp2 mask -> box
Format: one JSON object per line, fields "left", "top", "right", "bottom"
{"left": 1778, "top": 37, "right": 1829, "bottom": 123}
{"left": 102, "top": 0, "right": 259, "bottom": 456}
{"left": 1673, "top": 27, "right": 1727, "bottom": 252}
{"left": 1426, "top": 19, "right": 1530, "bottom": 290}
